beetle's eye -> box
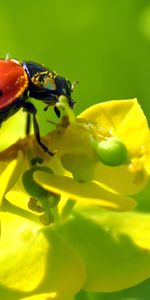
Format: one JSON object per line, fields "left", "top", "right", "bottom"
{"left": 32, "top": 72, "right": 56, "bottom": 91}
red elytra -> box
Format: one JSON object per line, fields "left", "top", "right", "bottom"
{"left": 0, "top": 59, "right": 29, "bottom": 109}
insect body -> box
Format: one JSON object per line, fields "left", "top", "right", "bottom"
{"left": 0, "top": 59, "right": 75, "bottom": 155}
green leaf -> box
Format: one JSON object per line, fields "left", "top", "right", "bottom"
{"left": 59, "top": 203, "right": 150, "bottom": 292}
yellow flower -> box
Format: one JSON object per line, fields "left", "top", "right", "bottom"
{"left": 33, "top": 98, "right": 150, "bottom": 214}
{"left": 0, "top": 97, "right": 150, "bottom": 222}
{"left": 0, "top": 98, "right": 150, "bottom": 299}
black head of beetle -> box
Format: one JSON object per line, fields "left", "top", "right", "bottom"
{"left": 22, "top": 61, "right": 75, "bottom": 117}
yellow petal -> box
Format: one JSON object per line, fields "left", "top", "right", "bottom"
{"left": 94, "top": 162, "right": 148, "bottom": 195}
{"left": 0, "top": 154, "right": 23, "bottom": 206}
{"left": 34, "top": 171, "right": 136, "bottom": 211}
{"left": 79, "top": 99, "right": 150, "bottom": 154}
{"left": 0, "top": 110, "right": 27, "bottom": 151}
{"left": 0, "top": 213, "right": 46, "bottom": 292}
{"left": 21, "top": 293, "right": 57, "bottom": 300}
{"left": 0, "top": 212, "right": 86, "bottom": 296}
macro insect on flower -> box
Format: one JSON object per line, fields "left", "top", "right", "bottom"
{"left": 0, "top": 58, "right": 75, "bottom": 155}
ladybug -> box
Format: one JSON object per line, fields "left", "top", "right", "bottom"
{"left": 0, "top": 59, "right": 75, "bottom": 155}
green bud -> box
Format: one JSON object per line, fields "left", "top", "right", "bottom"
{"left": 95, "top": 137, "right": 129, "bottom": 166}
{"left": 28, "top": 197, "right": 44, "bottom": 213}
{"left": 40, "top": 211, "right": 54, "bottom": 225}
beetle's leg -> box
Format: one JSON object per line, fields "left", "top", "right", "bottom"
{"left": 26, "top": 113, "right": 31, "bottom": 135}
{"left": 22, "top": 102, "right": 54, "bottom": 156}
{"left": 54, "top": 106, "right": 61, "bottom": 118}
{"left": 32, "top": 111, "right": 54, "bottom": 156}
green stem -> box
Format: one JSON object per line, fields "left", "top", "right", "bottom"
{"left": 1, "top": 200, "right": 41, "bottom": 225}
{"left": 57, "top": 95, "right": 76, "bottom": 124}
{"left": 61, "top": 199, "right": 76, "bottom": 220}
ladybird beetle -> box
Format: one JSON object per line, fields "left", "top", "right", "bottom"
{"left": 0, "top": 59, "right": 75, "bottom": 155}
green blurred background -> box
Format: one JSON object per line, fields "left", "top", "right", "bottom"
{"left": 1, "top": 0, "right": 150, "bottom": 125}
{"left": 1, "top": 0, "right": 150, "bottom": 299}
